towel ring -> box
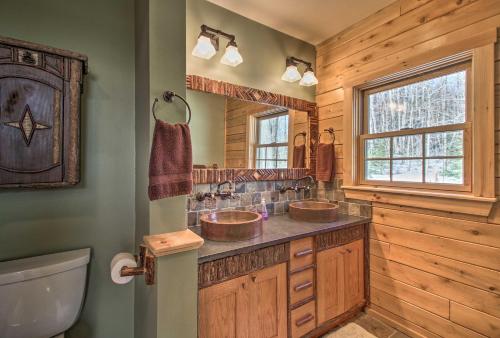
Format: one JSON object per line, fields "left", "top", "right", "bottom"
{"left": 152, "top": 90, "right": 192, "bottom": 125}
{"left": 293, "top": 132, "right": 307, "bottom": 146}
{"left": 317, "top": 128, "right": 335, "bottom": 145}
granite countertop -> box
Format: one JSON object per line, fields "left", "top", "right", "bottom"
{"left": 191, "top": 213, "right": 370, "bottom": 263}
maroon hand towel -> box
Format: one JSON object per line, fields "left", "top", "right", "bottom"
{"left": 148, "top": 120, "right": 193, "bottom": 200}
{"left": 316, "top": 143, "right": 335, "bottom": 182}
{"left": 293, "top": 144, "right": 306, "bottom": 168}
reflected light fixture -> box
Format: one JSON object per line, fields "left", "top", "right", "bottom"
{"left": 281, "top": 57, "right": 318, "bottom": 86}
{"left": 192, "top": 24, "right": 243, "bottom": 67}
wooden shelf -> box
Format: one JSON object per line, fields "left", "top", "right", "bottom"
{"left": 144, "top": 229, "right": 204, "bottom": 257}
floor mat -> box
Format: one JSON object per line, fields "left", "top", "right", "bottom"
{"left": 323, "top": 323, "right": 377, "bottom": 338}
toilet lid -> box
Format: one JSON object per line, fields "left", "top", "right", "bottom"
{"left": 0, "top": 248, "right": 90, "bottom": 285}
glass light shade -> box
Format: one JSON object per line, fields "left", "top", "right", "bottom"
{"left": 281, "top": 65, "right": 301, "bottom": 82}
{"left": 220, "top": 45, "right": 243, "bottom": 67}
{"left": 299, "top": 70, "right": 319, "bottom": 86}
{"left": 192, "top": 35, "right": 216, "bottom": 59}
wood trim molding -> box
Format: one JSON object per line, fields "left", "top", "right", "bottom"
{"left": 186, "top": 75, "right": 319, "bottom": 178}
{"left": 343, "top": 186, "right": 496, "bottom": 217}
{"left": 192, "top": 168, "right": 308, "bottom": 184}
{"left": 472, "top": 44, "right": 496, "bottom": 197}
{"left": 198, "top": 243, "right": 289, "bottom": 288}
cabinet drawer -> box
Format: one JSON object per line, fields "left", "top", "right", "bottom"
{"left": 290, "top": 267, "right": 314, "bottom": 306}
{"left": 290, "top": 237, "right": 314, "bottom": 271}
{"left": 290, "top": 301, "right": 316, "bottom": 338}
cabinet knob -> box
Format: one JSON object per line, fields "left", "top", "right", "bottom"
{"left": 251, "top": 276, "right": 256, "bottom": 282}
{"left": 241, "top": 282, "right": 246, "bottom": 289}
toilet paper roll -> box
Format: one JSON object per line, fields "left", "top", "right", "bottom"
{"left": 110, "top": 253, "right": 137, "bottom": 285}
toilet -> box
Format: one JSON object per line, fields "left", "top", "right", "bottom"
{"left": 0, "top": 248, "right": 90, "bottom": 338}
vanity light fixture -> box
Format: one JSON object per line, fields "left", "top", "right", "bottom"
{"left": 192, "top": 24, "right": 243, "bottom": 67}
{"left": 281, "top": 57, "right": 318, "bottom": 86}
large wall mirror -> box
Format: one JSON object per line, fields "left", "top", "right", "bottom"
{"left": 187, "top": 75, "right": 318, "bottom": 183}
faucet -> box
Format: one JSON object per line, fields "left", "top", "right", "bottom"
{"left": 215, "top": 180, "right": 234, "bottom": 200}
{"left": 279, "top": 176, "right": 315, "bottom": 194}
{"left": 195, "top": 180, "right": 236, "bottom": 201}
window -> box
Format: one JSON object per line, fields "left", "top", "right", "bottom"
{"left": 360, "top": 63, "right": 471, "bottom": 191}
{"left": 255, "top": 113, "right": 289, "bottom": 169}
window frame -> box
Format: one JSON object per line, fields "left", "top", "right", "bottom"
{"left": 359, "top": 62, "right": 472, "bottom": 192}
{"left": 254, "top": 112, "right": 289, "bottom": 169}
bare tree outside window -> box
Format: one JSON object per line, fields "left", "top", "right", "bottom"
{"left": 255, "top": 113, "right": 289, "bottom": 169}
{"left": 361, "top": 63, "right": 470, "bottom": 190}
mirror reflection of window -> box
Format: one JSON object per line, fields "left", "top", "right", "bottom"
{"left": 255, "top": 113, "right": 289, "bottom": 169}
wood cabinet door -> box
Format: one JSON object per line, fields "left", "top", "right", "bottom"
{"left": 343, "top": 239, "right": 365, "bottom": 311}
{"left": 316, "top": 246, "right": 345, "bottom": 324}
{"left": 248, "top": 263, "right": 287, "bottom": 338}
{"left": 198, "top": 275, "right": 249, "bottom": 338}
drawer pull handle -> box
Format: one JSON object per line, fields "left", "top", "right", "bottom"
{"left": 346, "top": 248, "right": 352, "bottom": 253}
{"left": 295, "top": 313, "right": 314, "bottom": 327}
{"left": 294, "top": 281, "right": 313, "bottom": 292}
{"left": 294, "top": 248, "right": 313, "bottom": 258}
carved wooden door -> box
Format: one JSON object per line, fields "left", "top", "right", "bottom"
{"left": 0, "top": 37, "right": 86, "bottom": 187}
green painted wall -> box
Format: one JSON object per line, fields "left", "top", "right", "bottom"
{"left": 0, "top": 1, "right": 136, "bottom": 338}
{"left": 135, "top": 1, "right": 198, "bottom": 338}
{"left": 187, "top": 0, "right": 316, "bottom": 101}
{"left": 188, "top": 91, "right": 226, "bottom": 167}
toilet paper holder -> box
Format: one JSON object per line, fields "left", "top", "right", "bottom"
{"left": 120, "top": 245, "right": 155, "bottom": 285}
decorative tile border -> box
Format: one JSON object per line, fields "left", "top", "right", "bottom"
{"left": 187, "top": 74, "right": 319, "bottom": 179}
{"left": 192, "top": 168, "right": 308, "bottom": 184}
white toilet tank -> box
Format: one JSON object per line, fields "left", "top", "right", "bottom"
{"left": 0, "top": 248, "right": 90, "bottom": 338}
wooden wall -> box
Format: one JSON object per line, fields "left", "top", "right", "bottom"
{"left": 315, "top": 0, "right": 500, "bottom": 337}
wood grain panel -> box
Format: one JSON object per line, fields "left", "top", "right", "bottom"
{"left": 370, "top": 223, "right": 500, "bottom": 270}
{"left": 317, "top": 0, "right": 477, "bottom": 72}
{"left": 319, "top": 0, "right": 500, "bottom": 83}
{"left": 316, "top": 2, "right": 401, "bottom": 56}
{"left": 400, "top": 0, "right": 433, "bottom": 14}
{"left": 370, "top": 255, "right": 500, "bottom": 318}
{"left": 372, "top": 207, "right": 500, "bottom": 248}
{"left": 371, "top": 287, "right": 486, "bottom": 338}
{"left": 371, "top": 271, "right": 450, "bottom": 318}
{"left": 367, "top": 305, "right": 441, "bottom": 338}
{"left": 382, "top": 241, "right": 500, "bottom": 295}
{"left": 450, "top": 302, "right": 500, "bottom": 337}
{"left": 317, "top": 0, "right": 500, "bottom": 334}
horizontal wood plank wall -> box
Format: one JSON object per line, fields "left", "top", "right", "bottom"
{"left": 224, "top": 97, "right": 270, "bottom": 168}
{"left": 315, "top": 0, "right": 500, "bottom": 336}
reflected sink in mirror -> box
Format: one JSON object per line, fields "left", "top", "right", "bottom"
{"left": 200, "top": 210, "right": 263, "bottom": 242}
{"left": 289, "top": 201, "right": 339, "bottom": 223}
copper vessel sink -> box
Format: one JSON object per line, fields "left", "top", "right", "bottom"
{"left": 289, "top": 201, "right": 339, "bottom": 223}
{"left": 200, "top": 210, "right": 263, "bottom": 242}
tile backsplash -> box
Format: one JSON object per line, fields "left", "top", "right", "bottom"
{"left": 187, "top": 180, "right": 310, "bottom": 226}
{"left": 315, "top": 179, "right": 372, "bottom": 218}
{"left": 186, "top": 178, "right": 371, "bottom": 226}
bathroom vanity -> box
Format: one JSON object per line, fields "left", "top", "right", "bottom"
{"left": 194, "top": 214, "right": 369, "bottom": 338}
